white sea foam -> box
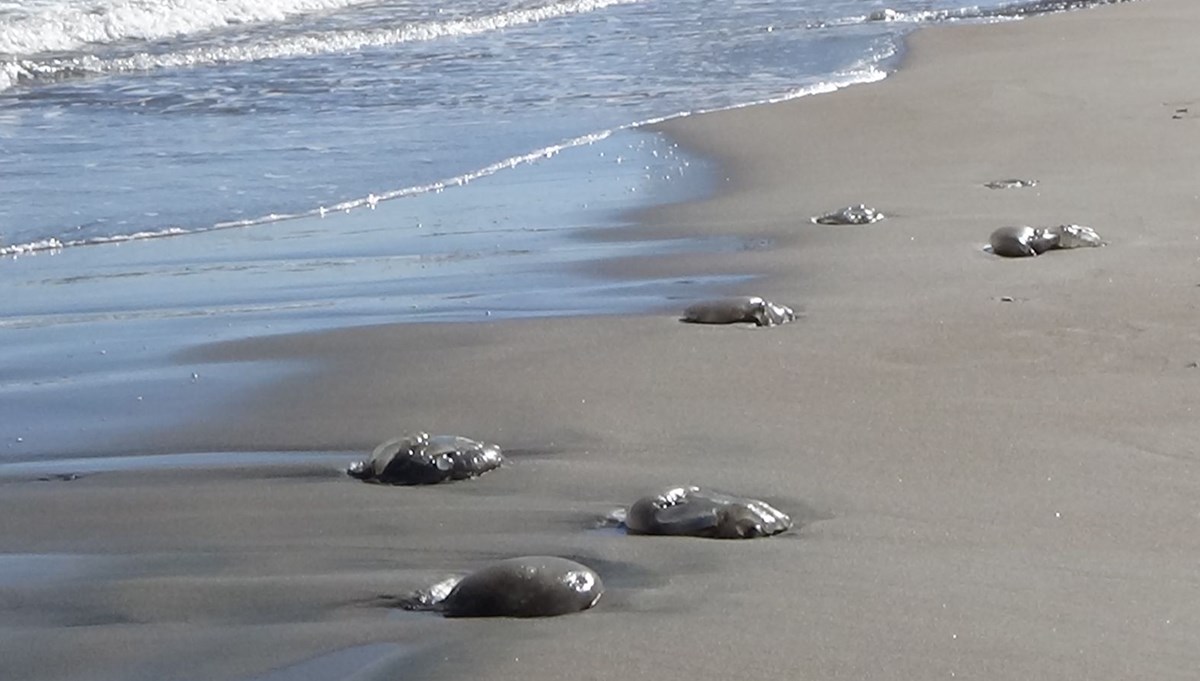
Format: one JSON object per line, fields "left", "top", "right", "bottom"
{"left": 818, "top": 0, "right": 1131, "bottom": 28}
{"left": 0, "top": 0, "right": 374, "bottom": 55}
{"left": 0, "top": 237, "right": 65, "bottom": 256}
{"left": 0, "top": 60, "right": 19, "bottom": 90}
{"left": 0, "top": 228, "right": 187, "bottom": 257}
{"left": 1, "top": 0, "right": 645, "bottom": 91}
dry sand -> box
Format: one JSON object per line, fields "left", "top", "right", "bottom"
{"left": 5, "top": 1, "right": 1200, "bottom": 679}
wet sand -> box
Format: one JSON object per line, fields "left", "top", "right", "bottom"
{"left": 5, "top": 1, "right": 1200, "bottom": 679}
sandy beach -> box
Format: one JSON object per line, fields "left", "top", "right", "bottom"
{"left": 5, "top": 0, "right": 1200, "bottom": 679}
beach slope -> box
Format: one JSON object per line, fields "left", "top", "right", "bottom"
{"left": 4, "top": 1, "right": 1200, "bottom": 679}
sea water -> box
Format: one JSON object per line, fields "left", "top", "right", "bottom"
{"left": 0, "top": 0, "right": 1128, "bottom": 460}
{"left": 1, "top": 0, "right": 1128, "bottom": 254}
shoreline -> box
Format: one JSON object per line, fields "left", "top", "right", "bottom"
{"left": 0, "top": 125, "right": 724, "bottom": 462}
{"left": 7, "top": 1, "right": 1200, "bottom": 680}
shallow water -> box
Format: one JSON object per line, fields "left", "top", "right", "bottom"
{"left": 0, "top": 130, "right": 734, "bottom": 460}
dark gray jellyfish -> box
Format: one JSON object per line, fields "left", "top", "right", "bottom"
{"left": 681, "top": 296, "right": 795, "bottom": 327}
{"left": 347, "top": 432, "right": 503, "bottom": 485}
{"left": 624, "top": 485, "right": 792, "bottom": 539}
{"left": 983, "top": 178, "right": 1038, "bottom": 189}
{"left": 988, "top": 223, "right": 1104, "bottom": 258}
{"left": 398, "top": 556, "right": 604, "bottom": 618}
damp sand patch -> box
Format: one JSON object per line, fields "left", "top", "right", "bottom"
{"left": 0, "top": 451, "right": 351, "bottom": 479}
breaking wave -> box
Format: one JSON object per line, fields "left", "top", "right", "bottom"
{"left": 0, "top": 0, "right": 373, "bottom": 55}
{"left": 1, "top": 0, "right": 645, "bottom": 91}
